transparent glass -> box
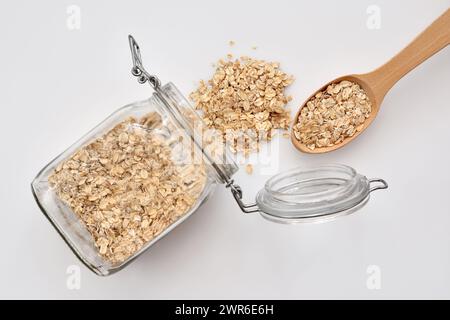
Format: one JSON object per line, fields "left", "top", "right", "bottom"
{"left": 256, "top": 164, "right": 387, "bottom": 223}
{"left": 31, "top": 83, "right": 238, "bottom": 276}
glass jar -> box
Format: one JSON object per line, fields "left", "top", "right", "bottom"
{"left": 31, "top": 36, "right": 388, "bottom": 276}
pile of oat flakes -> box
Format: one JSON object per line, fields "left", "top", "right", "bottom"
{"left": 190, "top": 56, "right": 294, "bottom": 156}
{"left": 49, "top": 113, "right": 206, "bottom": 263}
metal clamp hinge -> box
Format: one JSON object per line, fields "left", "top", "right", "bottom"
{"left": 128, "top": 35, "right": 161, "bottom": 90}
{"left": 368, "top": 178, "right": 389, "bottom": 193}
{"left": 225, "top": 180, "right": 259, "bottom": 214}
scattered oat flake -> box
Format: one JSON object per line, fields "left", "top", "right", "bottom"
{"left": 229, "top": 40, "right": 235, "bottom": 46}
{"left": 282, "top": 132, "right": 290, "bottom": 138}
{"left": 245, "top": 164, "right": 253, "bottom": 175}
{"left": 251, "top": 46, "right": 258, "bottom": 50}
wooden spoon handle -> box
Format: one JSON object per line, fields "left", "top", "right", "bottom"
{"left": 360, "top": 8, "right": 450, "bottom": 102}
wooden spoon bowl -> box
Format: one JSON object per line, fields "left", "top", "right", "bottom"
{"left": 291, "top": 8, "right": 450, "bottom": 154}
{"left": 291, "top": 74, "right": 380, "bottom": 153}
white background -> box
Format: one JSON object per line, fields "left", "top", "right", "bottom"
{"left": 1, "top": 0, "right": 449, "bottom": 299}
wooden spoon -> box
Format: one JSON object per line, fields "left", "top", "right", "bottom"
{"left": 291, "top": 8, "right": 450, "bottom": 154}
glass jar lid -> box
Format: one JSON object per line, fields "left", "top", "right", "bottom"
{"left": 226, "top": 164, "right": 387, "bottom": 224}
{"left": 254, "top": 164, "right": 387, "bottom": 223}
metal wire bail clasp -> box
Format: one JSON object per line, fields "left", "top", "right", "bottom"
{"left": 225, "top": 180, "right": 259, "bottom": 214}
{"left": 128, "top": 35, "right": 161, "bottom": 90}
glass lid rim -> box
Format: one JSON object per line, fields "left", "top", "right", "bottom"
{"left": 263, "top": 164, "right": 358, "bottom": 198}
{"left": 258, "top": 194, "right": 371, "bottom": 223}
{"left": 255, "top": 185, "right": 370, "bottom": 219}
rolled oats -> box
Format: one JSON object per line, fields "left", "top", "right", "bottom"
{"left": 292, "top": 80, "right": 372, "bottom": 150}
{"left": 48, "top": 113, "right": 206, "bottom": 264}
{"left": 190, "top": 56, "right": 294, "bottom": 156}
